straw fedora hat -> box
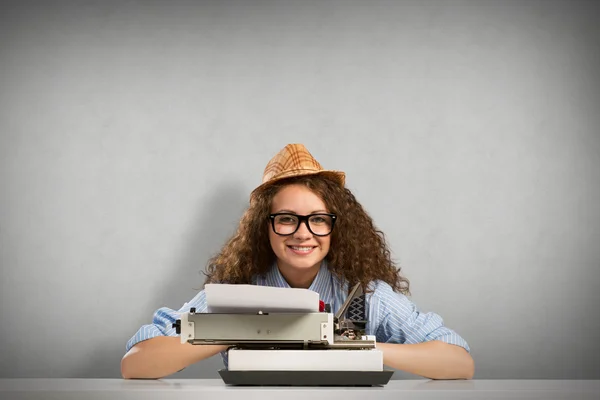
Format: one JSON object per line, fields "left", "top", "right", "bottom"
{"left": 250, "top": 144, "right": 345, "bottom": 198}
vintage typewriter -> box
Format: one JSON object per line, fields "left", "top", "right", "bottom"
{"left": 173, "top": 284, "right": 394, "bottom": 386}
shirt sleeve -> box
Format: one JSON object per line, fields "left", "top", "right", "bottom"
{"left": 125, "top": 290, "right": 208, "bottom": 353}
{"left": 366, "top": 280, "right": 470, "bottom": 353}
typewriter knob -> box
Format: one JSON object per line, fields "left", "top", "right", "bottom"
{"left": 325, "top": 304, "right": 331, "bottom": 313}
{"left": 189, "top": 307, "right": 196, "bottom": 314}
{"left": 172, "top": 320, "right": 181, "bottom": 334}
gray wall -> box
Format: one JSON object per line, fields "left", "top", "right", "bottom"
{"left": 1, "top": 0, "right": 598, "bottom": 380}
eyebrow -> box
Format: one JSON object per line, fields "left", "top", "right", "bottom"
{"left": 275, "top": 209, "right": 329, "bottom": 214}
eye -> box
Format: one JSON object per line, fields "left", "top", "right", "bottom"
{"left": 309, "top": 216, "right": 328, "bottom": 224}
{"left": 276, "top": 215, "right": 298, "bottom": 224}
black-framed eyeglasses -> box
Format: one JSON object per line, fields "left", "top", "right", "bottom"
{"left": 269, "top": 213, "right": 337, "bottom": 236}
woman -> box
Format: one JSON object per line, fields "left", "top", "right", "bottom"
{"left": 121, "top": 144, "right": 474, "bottom": 380}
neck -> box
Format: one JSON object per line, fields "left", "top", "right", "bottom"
{"left": 276, "top": 261, "right": 321, "bottom": 289}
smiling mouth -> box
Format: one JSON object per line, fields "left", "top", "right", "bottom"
{"left": 287, "top": 245, "right": 317, "bottom": 254}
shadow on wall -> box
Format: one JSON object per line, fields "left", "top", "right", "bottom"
{"left": 74, "top": 181, "right": 250, "bottom": 378}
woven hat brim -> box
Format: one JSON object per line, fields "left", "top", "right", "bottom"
{"left": 250, "top": 169, "right": 346, "bottom": 198}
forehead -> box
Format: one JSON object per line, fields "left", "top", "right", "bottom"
{"left": 270, "top": 184, "right": 327, "bottom": 212}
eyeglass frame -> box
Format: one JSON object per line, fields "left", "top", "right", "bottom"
{"left": 268, "top": 212, "right": 337, "bottom": 237}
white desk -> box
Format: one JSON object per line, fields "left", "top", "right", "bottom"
{"left": 1, "top": 379, "right": 599, "bottom": 399}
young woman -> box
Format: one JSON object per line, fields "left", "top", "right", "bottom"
{"left": 121, "top": 144, "right": 474, "bottom": 380}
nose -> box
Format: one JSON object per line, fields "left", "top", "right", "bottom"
{"left": 293, "top": 220, "right": 312, "bottom": 240}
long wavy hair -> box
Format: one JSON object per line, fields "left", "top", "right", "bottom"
{"left": 203, "top": 174, "right": 410, "bottom": 295}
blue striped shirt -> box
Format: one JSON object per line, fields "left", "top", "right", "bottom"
{"left": 126, "top": 260, "right": 470, "bottom": 367}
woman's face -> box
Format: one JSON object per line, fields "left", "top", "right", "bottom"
{"left": 268, "top": 184, "right": 331, "bottom": 282}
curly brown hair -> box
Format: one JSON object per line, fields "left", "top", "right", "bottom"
{"left": 203, "top": 174, "right": 410, "bottom": 295}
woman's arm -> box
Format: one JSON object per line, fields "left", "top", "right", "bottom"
{"left": 365, "top": 281, "right": 473, "bottom": 379}
{"left": 122, "top": 289, "right": 224, "bottom": 379}
{"left": 121, "top": 336, "right": 228, "bottom": 379}
{"left": 377, "top": 340, "right": 474, "bottom": 380}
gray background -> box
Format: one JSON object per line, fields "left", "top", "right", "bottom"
{"left": 0, "top": 0, "right": 599, "bottom": 380}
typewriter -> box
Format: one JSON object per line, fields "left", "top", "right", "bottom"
{"left": 173, "top": 284, "right": 394, "bottom": 386}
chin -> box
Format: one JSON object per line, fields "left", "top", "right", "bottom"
{"left": 280, "top": 253, "right": 324, "bottom": 271}
{"left": 287, "top": 259, "right": 322, "bottom": 270}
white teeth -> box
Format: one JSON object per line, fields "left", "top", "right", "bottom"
{"left": 290, "top": 246, "right": 313, "bottom": 251}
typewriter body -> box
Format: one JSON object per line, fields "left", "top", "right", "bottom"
{"left": 173, "top": 284, "right": 394, "bottom": 386}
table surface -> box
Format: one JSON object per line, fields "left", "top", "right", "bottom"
{"left": 1, "top": 379, "right": 599, "bottom": 399}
